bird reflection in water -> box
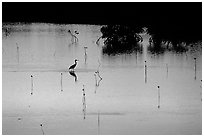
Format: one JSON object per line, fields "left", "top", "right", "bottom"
{"left": 69, "top": 71, "right": 78, "bottom": 82}
{"left": 94, "top": 71, "right": 102, "bottom": 94}
{"left": 96, "top": 71, "right": 102, "bottom": 80}
{"left": 82, "top": 85, "right": 86, "bottom": 119}
{"left": 94, "top": 59, "right": 103, "bottom": 93}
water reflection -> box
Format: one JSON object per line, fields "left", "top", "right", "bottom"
{"left": 166, "top": 63, "right": 168, "bottom": 78}
{"left": 2, "top": 23, "right": 202, "bottom": 135}
{"left": 16, "top": 43, "right": 20, "bottom": 64}
{"left": 97, "top": 111, "right": 100, "bottom": 134}
{"left": 94, "top": 72, "right": 102, "bottom": 94}
{"left": 69, "top": 71, "right": 77, "bottom": 82}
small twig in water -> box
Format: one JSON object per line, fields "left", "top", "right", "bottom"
{"left": 60, "top": 73, "right": 63, "bottom": 92}
{"left": 194, "top": 58, "right": 197, "bottom": 80}
{"left": 144, "top": 61, "right": 147, "bottom": 83}
{"left": 40, "top": 123, "right": 45, "bottom": 135}
{"left": 31, "top": 75, "right": 33, "bottom": 95}
{"left": 16, "top": 43, "right": 19, "bottom": 64}
{"left": 157, "top": 86, "right": 160, "bottom": 109}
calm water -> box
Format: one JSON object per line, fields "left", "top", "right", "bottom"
{"left": 2, "top": 23, "right": 202, "bottom": 135}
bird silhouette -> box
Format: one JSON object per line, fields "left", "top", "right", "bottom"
{"left": 69, "top": 59, "right": 79, "bottom": 70}
{"left": 68, "top": 30, "right": 78, "bottom": 44}
{"left": 75, "top": 30, "right": 79, "bottom": 34}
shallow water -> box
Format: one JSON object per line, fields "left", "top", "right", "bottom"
{"left": 2, "top": 23, "right": 202, "bottom": 135}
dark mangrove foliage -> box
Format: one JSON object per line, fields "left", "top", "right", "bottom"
{"left": 100, "top": 22, "right": 201, "bottom": 55}
{"left": 101, "top": 25, "right": 143, "bottom": 55}
{"left": 3, "top": 3, "right": 201, "bottom": 55}
{"left": 146, "top": 18, "right": 202, "bottom": 54}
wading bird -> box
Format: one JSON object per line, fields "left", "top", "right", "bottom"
{"left": 69, "top": 59, "right": 79, "bottom": 71}
{"left": 75, "top": 30, "right": 79, "bottom": 34}
{"left": 68, "top": 30, "right": 78, "bottom": 44}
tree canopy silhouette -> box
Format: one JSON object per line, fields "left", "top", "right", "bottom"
{"left": 3, "top": 2, "right": 201, "bottom": 54}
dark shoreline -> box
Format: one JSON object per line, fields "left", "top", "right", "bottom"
{"left": 3, "top": 2, "right": 202, "bottom": 49}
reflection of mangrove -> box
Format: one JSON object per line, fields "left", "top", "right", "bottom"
{"left": 147, "top": 40, "right": 190, "bottom": 54}
{"left": 69, "top": 71, "right": 77, "bottom": 82}
{"left": 101, "top": 25, "right": 143, "bottom": 55}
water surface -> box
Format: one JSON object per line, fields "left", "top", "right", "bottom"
{"left": 2, "top": 23, "right": 202, "bottom": 135}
